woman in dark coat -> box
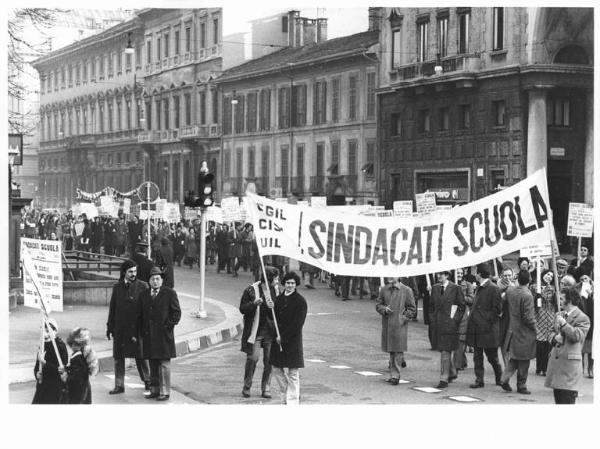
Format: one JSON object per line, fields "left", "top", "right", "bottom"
{"left": 32, "top": 318, "right": 69, "bottom": 404}
{"left": 184, "top": 227, "right": 199, "bottom": 268}
{"left": 270, "top": 271, "right": 307, "bottom": 405}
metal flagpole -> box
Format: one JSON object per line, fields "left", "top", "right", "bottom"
{"left": 196, "top": 208, "right": 208, "bottom": 318}
{"left": 258, "top": 255, "right": 282, "bottom": 351}
{"left": 146, "top": 182, "right": 151, "bottom": 259}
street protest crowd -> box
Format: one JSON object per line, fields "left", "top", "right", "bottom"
{"left": 22, "top": 201, "right": 594, "bottom": 405}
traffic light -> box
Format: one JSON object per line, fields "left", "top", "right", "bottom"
{"left": 196, "top": 172, "right": 215, "bottom": 208}
{"left": 184, "top": 190, "right": 196, "bottom": 207}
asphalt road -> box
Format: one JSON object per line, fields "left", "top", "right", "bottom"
{"left": 170, "top": 263, "right": 594, "bottom": 405}
{"left": 10, "top": 262, "right": 593, "bottom": 405}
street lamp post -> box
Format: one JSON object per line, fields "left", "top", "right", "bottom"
{"left": 231, "top": 91, "right": 238, "bottom": 193}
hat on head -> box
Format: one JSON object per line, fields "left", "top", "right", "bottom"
{"left": 136, "top": 241, "right": 149, "bottom": 249}
{"left": 45, "top": 317, "right": 58, "bottom": 333}
{"left": 149, "top": 266, "right": 164, "bottom": 279}
{"left": 556, "top": 258, "right": 568, "bottom": 267}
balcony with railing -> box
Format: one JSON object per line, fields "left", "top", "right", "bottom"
{"left": 137, "top": 130, "right": 160, "bottom": 143}
{"left": 309, "top": 175, "right": 326, "bottom": 194}
{"left": 346, "top": 174, "right": 358, "bottom": 193}
{"left": 143, "top": 45, "right": 223, "bottom": 75}
{"left": 274, "top": 176, "right": 289, "bottom": 196}
{"left": 291, "top": 176, "right": 305, "bottom": 194}
{"left": 254, "top": 177, "right": 269, "bottom": 194}
{"left": 390, "top": 54, "right": 481, "bottom": 83}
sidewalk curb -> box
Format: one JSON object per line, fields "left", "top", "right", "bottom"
{"left": 8, "top": 297, "right": 242, "bottom": 385}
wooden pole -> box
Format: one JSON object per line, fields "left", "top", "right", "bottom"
{"left": 258, "top": 255, "right": 282, "bottom": 351}
{"left": 577, "top": 237, "right": 582, "bottom": 267}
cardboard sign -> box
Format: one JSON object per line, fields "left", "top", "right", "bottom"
{"left": 123, "top": 198, "right": 131, "bottom": 215}
{"left": 239, "top": 197, "right": 249, "bottom": 222}
{"left": 567, "top": 202, "right": 594, "bottom": 238}
{"left": 204, "top": 206, "right": 224, "bottom": 223}
{"left": 184, "top": 207, "right": 200, "bottom": 221}
{"left": 221, "top": 196, "right": 242, "bottom": 222}
{"left": 393, "top": 200, "right": 413, "bottom": 218}
{"left": 21, "top": 238, "right": 63, "bottom": 313}
{"left": 415, "top": 192, "right": 437, "bottom": 216}
{"left": 310, "top": 196, "right": 327, "bottom": 208}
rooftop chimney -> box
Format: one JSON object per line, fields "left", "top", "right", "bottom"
{"left": 368, "top": 7, "right": 382, "bottom": 31}
{"left": 287, "top": 10, "right": 300, "bottom": 47}
{"left": 316, "top": 18, "right": 327, "bottom": 43}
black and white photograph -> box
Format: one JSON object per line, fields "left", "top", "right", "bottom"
{"left": 3, "top": 0, "right": 598, "bottom": 446}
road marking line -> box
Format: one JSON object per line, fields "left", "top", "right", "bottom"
{"left": 330, "top": 365, "right": 352, "bottom": 370}
{"left": 306, "top": 359, "right": 327, "bottom": 363}
{"left": 448, "top": 395, "right": 481, "bottom": 403}
{"left": 355, "top": 371, "right": 382, "bottom": 376}
{"left": 125, "top": 382, "right": 145, "bottom": 389}
{"left": 413, "top": 386, "right": 442, "bottom": 393}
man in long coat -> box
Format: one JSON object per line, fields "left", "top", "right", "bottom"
{"left": 138, "top": 266, "right": 181, "bottom": 401}
{"left": 376, "top": 277, "right": 417, "bottom": 385}
{"left": 106, "top": 259, "right": 150, "bottom": 394}
{"left": 132, "top": 242, "right": 153, "bottom": 283}
{"left": 466, "top": 263, "right": 503, "bottom": 388}
{"left": 430, "top": 271, "right": 465, "bottom": 388}
{"left": 239, "top": 266, "right": 278, "bottom": 398}
{"left": 157, "top": 237, "right": 175, "bottom": 288}
{"left": 499, "top": 270, "right": 537, "bottom": 394}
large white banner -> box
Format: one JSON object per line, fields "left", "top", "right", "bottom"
{"left": 245, "top": 169, "right": 553, "bottom": 277}
{"left": 21, "top": 238, "right": 63, "bottom": 312}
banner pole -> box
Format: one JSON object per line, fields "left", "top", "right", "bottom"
{"left": 548, "top": 209, "right": 562, "bottom": 312}
{"left": 577, "top": 237, "right": 582, "bottom": 267}
{"left": 259, "top": 254, "right": 282, "bottom": 352}
{"left": 536, "top": 257, "right": 542, "bottom": 294}
{"left": 493, "top": 258, "right": 499, "bottom": 279}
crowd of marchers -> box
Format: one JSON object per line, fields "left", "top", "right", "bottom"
{"left": 23, "top": 202, "right": 593, "bottom": 405}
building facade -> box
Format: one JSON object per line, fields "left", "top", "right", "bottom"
{"left": 33, "top": 8, "right": 223, "bottom": 208}
{"left": 216, "top": 20, "right": 379, "bottom": 205}
{"left": 375, "top": 7, "right": 593, "bottom": 250}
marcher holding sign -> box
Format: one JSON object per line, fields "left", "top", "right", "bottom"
{"left": 566, "top": 203, "right": 594, "bottom": 281}
{"left": 21, "top": 238, "right": 64, "bottom": 312}
{"left": 32, "top": 317, "right": 69, "bottom": 404}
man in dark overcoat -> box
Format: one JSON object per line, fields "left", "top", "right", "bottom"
{"left": 139, "top": 266, "right": 181, "bottom": 401}
{"left": 127, "top": 215, "right": 143, "bottom": 257}
{"left": 269, "top": 271, "right": 307, "bottom": 405}
{"left": 466, "top": 263, "right": 504, "bottom": 388}
{"left": 216, "top": 224, "right": 230, "bottom": 273}
{"left": 239, "top": 266, "right": 278, "bottom": 398}
{"left": 157, "top": 237, "right": 175, "bottom": 288}
{"left": 499, "top": 269, "right": 537, "bottom": 394}
{"left": 106, "top": 259, "right": 150, "bottom": 394}
{"left": 132, "top": 242, "right": 153, "bottom": 283}
{"left": 430, "top": 271, "right": 466, "bottom": 389}
{"left": 375, "top": 277, "right": 417, "bottom": 385}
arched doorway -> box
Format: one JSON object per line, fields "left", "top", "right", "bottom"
{"left": 553, "top": 45, "right": 589, "bottom": 64}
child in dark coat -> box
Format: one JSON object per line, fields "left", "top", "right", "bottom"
{"left": 62, "top": 327, "right": 98, "bottom": 404}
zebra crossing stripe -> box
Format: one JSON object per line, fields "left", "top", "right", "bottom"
{"left": 448, "top": 395, "right": 482, "bottom": 403}
{"left": 330, "top": 365, "right": 352, "bottom": 369}
{"left": 354, "top": 371, "right": 382, "bottom": 376}
{"left": 413, "top": 386, "right": 442, "bottom": 393}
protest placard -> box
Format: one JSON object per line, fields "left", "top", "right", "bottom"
{"left": 123, "top": 198, "right": 131, "bottom": 215}
{"left": 567, "top": 202, "right": 594, "bottom": 238}
{"left": 415, "top": 192, "right": 437, "bottom": 216}
{"left": 245, "top": 169, "right": 553, "bottom": 278}
{"left": 393, "top": 200, "right": 413, "bottom": 217}
{"left": 310, "top": 196, "right": 327, "bottom": 208}
{"left": 21, "top": 238, "right": 63, "bottom": 312}
{"left": 221, "top": 196, "right": 241, "bottom": 222}
{"left": 204, "top": 206, "right": 224, "bottom": 223}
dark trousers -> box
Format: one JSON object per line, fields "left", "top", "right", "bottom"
{"left": 114, "top": 357, "right": 150, "bottom": 388}
{"left": 553, "top": 388, "right": 578, "bottom": 404}
{"left": 501, "top": 358, "right": 531, "bottom": 389}
{"left": 149, "top": 359, "right": 171, "bottom": 395}
{"left": 340, "top": 276, "right": 351, "bottom": 299}
{"left": 536, "top": 340, "right": 552, "bottom": 373}
{"left": 243, "top": 336, "right": 272, "bottom": 394}
{"left": 473, "top": 346, "right": 503, "bottom": 384}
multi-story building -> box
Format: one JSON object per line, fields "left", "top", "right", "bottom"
{"left": 33, "top": 8, "right": 223, "bottom": 207}
{"left": 216, "top": 11, "right": 379, "bottom": 204}
{"left": 11, "top": 9, "right": 135, "bottom": 205}
{"left": 375, "top": 7, "right": 593, "bottom": 250}
{"left": 136, "top": 8, "right": 222, "bottom": 204}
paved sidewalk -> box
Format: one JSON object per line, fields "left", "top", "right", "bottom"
{"left": 8, "top": 290, "right": 242, "bottom": 384}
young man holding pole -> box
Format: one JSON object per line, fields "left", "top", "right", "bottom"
{"left": 239, "top": 266, "right": 279, "bottom": 399}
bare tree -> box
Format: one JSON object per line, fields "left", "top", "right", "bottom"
{"left": 8, "top": 8, "right": 63, "bottom": 134}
